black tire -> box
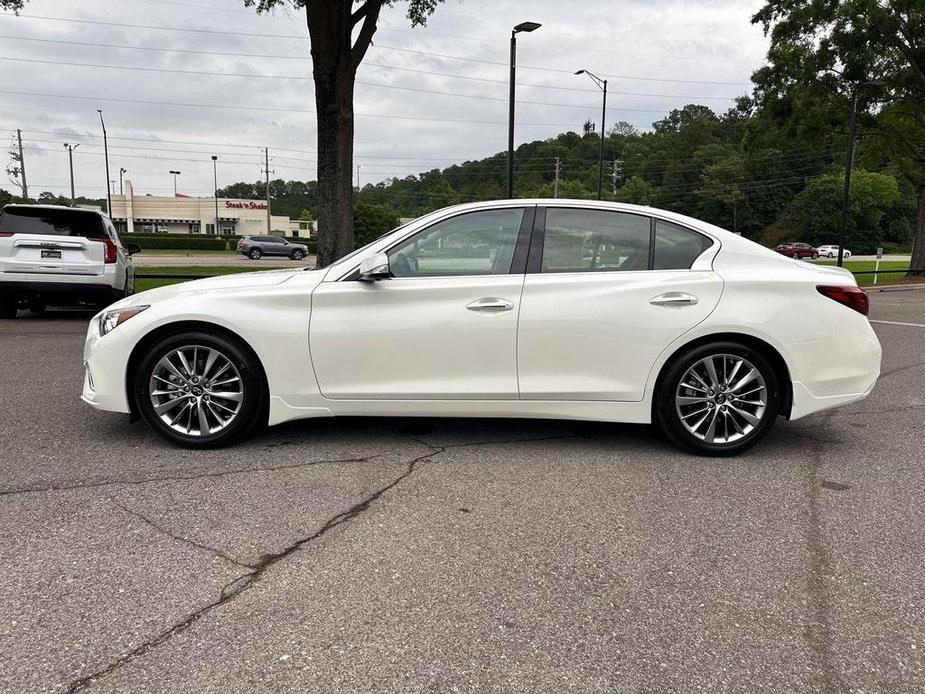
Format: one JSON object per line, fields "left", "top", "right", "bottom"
{"left": 27, "top": 298, "right": 46, "bottom": 314}
{"left": 655, "top": 341, "right": 781, "bottom": 457}
{"left": 290, "top": 249, "right": 305, "bottom": 260}
{"left": 249, "top": 248, "right": 262, "bottom": 260}
{"left": 792, "top": 252, "right": 800, "bottom": 259}
{"left": 0, "top": 300, "right": 17, "bottom": 319}
{"left": 811, "top": 252, "right": 819, "bottom": 259}
{"left": 134, "top": 330, "right": 267, "bottom": 449}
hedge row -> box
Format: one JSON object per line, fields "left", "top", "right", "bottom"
{"left": 122, "top": 233, "right": 317, "bottom": 253}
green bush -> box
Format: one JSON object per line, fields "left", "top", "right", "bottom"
{"left": 123, "top": 234, "right": 227, "bottom": 251}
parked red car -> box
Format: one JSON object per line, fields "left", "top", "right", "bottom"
{"left": 775, "top": 241, "right": 819, "bottom": 259}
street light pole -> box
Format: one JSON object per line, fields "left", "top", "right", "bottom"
{"left": 97, "top": 110, "right": 112, "bottom": 216}
{"left": 119, "top": 168, "right": 127, "bottom": 195}
{"left": 63, "top": 143, "right": 79, "bottom": 205}
{"left": 211, "top": 155, "right": 219, "bottom": 236}
{"left": 837, "top": 79, "right": 884, "bottom": 267}
{"left": 576, "top": 69, "right": 608, "bottom": 200}
{"left": 169, "top": 170, "right": 181, "bottom": 197}
{"left": 507, "top": 21, "right": 541, "bottom": 199}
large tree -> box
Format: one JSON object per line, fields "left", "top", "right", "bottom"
{"left": 751, "top": 0, "right": 925, "bottom": 272}
{"left": 245, "top": 0, "right": 443, "bottom": 266}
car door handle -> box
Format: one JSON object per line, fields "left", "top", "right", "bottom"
{"left": 649, "top": 292, "right": 698, "bottom": 306}
{"left": 466, "top": 297, "right": 514, "bottom": 313}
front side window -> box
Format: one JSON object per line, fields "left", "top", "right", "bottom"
{"left": 653, "top": 220, "right": 713, "bottom": 270}
{"left": 388, "top": 208, "right": 524, "bottom": 277}
{"left": 541, "top": 208, "right": 650, "bottom": 273}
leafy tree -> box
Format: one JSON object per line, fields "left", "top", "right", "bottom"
{"left": 609, "top": 121, "right": 639, "bottom": 138}
{"left": 751, "top": 0, "right": 925, "bottom": 271}
{"left": 615, "top": 176, "right": 655, "bottom": 206}
{"left": 784, "top": 170, "right": 900, "bottom": 253}
{"left": 697, "top": 154, "right": 746, "bottom": 233}
{"left": 353, "top": 203, "right": 400, "bottom": 247}
{"left": 242, "top": 0, "right": 444, "bottom": 267}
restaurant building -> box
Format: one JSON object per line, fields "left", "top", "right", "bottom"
{"left": 107, "top": 180, "right": 310, "bottom": 237}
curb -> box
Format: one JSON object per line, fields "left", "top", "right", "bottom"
{"left": 865, "top": 282, "right": 925, "bottom": 293}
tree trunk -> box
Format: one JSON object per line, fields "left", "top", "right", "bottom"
{"left": 313, "top": 74, "right": 355, "bottom": 267}
{"left": 911, "top": 185, "right": 925, "bottom": 276}
{"left": 306, "top": 1, "right": 374, "bottom": 267}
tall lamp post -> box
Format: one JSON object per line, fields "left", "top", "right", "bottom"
{"left": 63, "top": 143, "right": 79, "bottom": 205}
{"left": 575, "top": 69, "right": 608, "bottom": 200}
{"left": 837, "top": 79, "right": 885, "bottom": 267}
{"left": 211, "top": 155, "right": 219, "bottom": 236}
{"left": 507, "top": 21, "right": 541, "bottom": 199}
{"left": 97, "top": 110, "right": 112, "bottom": 216}
{"left": 169, "top": 170, "right": 181, "bottom": 197}
{"left": 119, "top": 167, "right": 127, "bottom": 195}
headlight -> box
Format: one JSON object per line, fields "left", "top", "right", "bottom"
{"left": 99, "top": 306, "right": 149, "bottom": 336}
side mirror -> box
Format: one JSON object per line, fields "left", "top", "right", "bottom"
{"left": 358, "top": 252, "right": 390, "bottom": 281}
{"left": 126, "top": 243, "right": 142, "bottom": 256}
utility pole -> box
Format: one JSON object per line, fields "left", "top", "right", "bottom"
{"left": 211, "top": 155, "right": 219, "bottom": 236}
{"left": 554, "top": 157, "right": 561, "bottom": 198}
{"left": 16, "top": 129, "right": 27, "bottom": 200}
{"left": 64, "top": 143, "right": 79, "bottom": 205}
{"left": 264, "top": 148, "right": 273, "bottom": 234}
{"left": 97, "top": 111, "right": 112, "bottom": 215}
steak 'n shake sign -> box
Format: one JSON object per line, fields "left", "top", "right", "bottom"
{"left": 225, "top": 200, "right": 268, "bottom": 210}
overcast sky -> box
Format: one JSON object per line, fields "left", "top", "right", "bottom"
{"left": 0, "top": 0, "right": 770, "bottom": 200}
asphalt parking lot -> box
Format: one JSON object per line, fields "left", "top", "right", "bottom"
{"left": 1, "top": 290, "right": 924, "bottom": 693}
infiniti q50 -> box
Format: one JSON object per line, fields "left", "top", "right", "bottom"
{"left": 82, "top": 200, "right": 881, "bottom": 456}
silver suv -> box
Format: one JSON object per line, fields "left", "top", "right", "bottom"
{"left": 236, "top": 235, "right": 308, "bottom": 260}
{"left": 0, "top": 204, "right": 139, "bottom": 318}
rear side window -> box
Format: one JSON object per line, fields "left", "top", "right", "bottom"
{"left": 0, "top": 207, "right": 106, "bottom": 238}
{"left": 653, "top": 220, "right": 713, "bottom": 270}
{"left": 541, "top": 208, "right": 650, "bottom": 273}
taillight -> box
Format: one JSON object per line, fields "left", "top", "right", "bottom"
{"left": 817, "top": 285, "right": 869, "bottom": 316}
{"left": 90, "top": 237, "right": 118, "bottom": 263}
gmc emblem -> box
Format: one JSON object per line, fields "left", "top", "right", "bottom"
{"left": 40, "top": 241, "right": 60, "bottom": 249}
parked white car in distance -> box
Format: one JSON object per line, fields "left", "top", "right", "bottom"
{"left": 817, "top": 245, "right": 852, "bottom": 259}
{"left": 81, "top": 199, "right": 881, "bottom": 456}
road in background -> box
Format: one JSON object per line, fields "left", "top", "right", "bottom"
{"left": 1, "top": 293, "right": 923, "bottom": 693}
{"left": 133, "top": 253, "right": 316, "bottom": 268}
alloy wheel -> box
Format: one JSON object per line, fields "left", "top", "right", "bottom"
{"left": 674, "top": 353, "right": 767, "bottom": 445}
{"left": 148, "top": 345, "right": 244, "bottom": 436}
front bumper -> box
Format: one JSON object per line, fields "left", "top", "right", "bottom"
{"left": 81, "top": 315, "right": 133, "bottom": 414}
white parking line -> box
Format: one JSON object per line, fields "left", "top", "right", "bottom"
{"left": 870, "top": 319, "right": 925, "bottom": 329}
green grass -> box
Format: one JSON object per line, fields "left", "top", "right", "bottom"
{"left": 138, "top": 249, "right": 238, "bottom": 256}
{"left": 813, "top": 259, "right": 908, "bottom": 287}
{"left": 134, "top": 265, "right": 258, "bottom": 292}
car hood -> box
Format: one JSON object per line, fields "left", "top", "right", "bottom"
{"left": 112, "top": 268, "right": 311, "bottom": 308}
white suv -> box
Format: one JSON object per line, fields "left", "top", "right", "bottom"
{"left": 0, "top": 204, "right": 139, "bottom": 318}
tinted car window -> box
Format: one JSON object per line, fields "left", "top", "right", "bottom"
{"left": 0, "top": 207, "right": 106, "bottom": 238}
{"left": 388, "top": 208, "right": 524, "bottom": 277}
{"left": 653, "top": 220, "right": 713, "bottom": 270}
{"left": 541, "top": 209, "right": 650, "bottom": 273}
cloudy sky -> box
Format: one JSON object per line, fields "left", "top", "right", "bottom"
{"left": 0, "top": 0, "right": 770, "bottom": 200}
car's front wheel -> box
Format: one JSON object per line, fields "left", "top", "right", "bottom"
{"left": 134, "top": 330, "right": 267, "bottom": 448}
{"left": 248, "top": 248, "right": 262, "bottom": 260}
{"left": 290, "top": 249, "right": 305, "bottom": 260}
{"left": 655, "top": 341, "right": 781, "bottom": 456}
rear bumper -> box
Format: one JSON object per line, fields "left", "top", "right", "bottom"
{"left": 0, "top": 269, "right": 123, "bottom": 306}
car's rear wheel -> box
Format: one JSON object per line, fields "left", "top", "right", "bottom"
{"left": 811, "top": 252, "right": 819, "bottom": 259}
{"left": 249, "top": 248, "right": 262, "bottom": 260}
{"left": 290, "top": 249, "right": 305, "bottom": 260}
{"left": 655, "top": 341, "right": 781, "bottom": 456}
{"left": 791, "top": 252, "right": 800, "bottom": 259}
{"left": 134, "top": 330, "right": 267, "bottom": 448}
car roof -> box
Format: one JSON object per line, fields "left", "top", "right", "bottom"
{"left": 2, "top": 203, "right": 107, "bottom": 217}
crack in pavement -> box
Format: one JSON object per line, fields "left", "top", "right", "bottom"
{"left": 878, "top": 359, "right": 925, "bottom": 379}
{"left": 802, "top": 411, "right": 847, "bottom": 694}
{"left": 60, "top": 431, "right": 570, "bottom": 693}
{"left": 0, "top": 454, "right": 375, "bottom": 498}
{"left": 61, "top": 445, "right": 443, "bottom": 694}
{"left": 111, "top": 501, "right": 253, "bottom": 570}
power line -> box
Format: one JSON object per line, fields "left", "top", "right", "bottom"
{"left": 0, "top": 14, "right": 752, "bottom": 87}
{"left": 0, "top": 55, "right": 742, "bottom": 105}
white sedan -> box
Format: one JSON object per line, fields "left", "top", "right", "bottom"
{"left": 82, "top": 200, "right": 881, "bottom": 456}
{"left": 817, "top": 245, "right": 852, "bottom": 259}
